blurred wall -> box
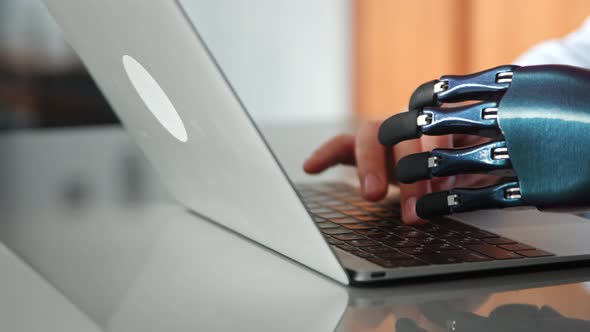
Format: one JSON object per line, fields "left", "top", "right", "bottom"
{"left": 4, "top": 1, "right": 589, "bottom": 126}
{"left": 180, "top": 0, "right": 353, "bottom": 125}
{"left": 0, "top": 0, "right": 117, "bottom": 128}
{"left": 355, "top": 0, "right": 590, "bottom": 119}
{"left": 1, "top": 0, "right": 354, "bottom": 128}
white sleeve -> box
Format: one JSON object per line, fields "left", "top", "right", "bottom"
{"left": 514, "top": 16, "right": 590, "bottom": 68}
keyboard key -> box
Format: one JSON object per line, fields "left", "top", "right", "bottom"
{"left": 352, "top": 201, "right": 377, "bottom": 208}
{"left": 325, "top": 237, "right": 342, "bottom": 245}
{"left": 347, "top": 239, "right": 380, "bottom": 247}
{"left": 374, "top": 211, "right": 401, "bottom": 218}
{"left": 342, "top": 223, "right": 374, "bottom": 230}
{"left": 310, "top": 208, "right": 333, "bottom": 214}
{"left": 336, "top": 244, "right": 357, "bottom": 252}
{"left": 394, "top": 229, "right": 429, "bottom": 238}
{"left": 321, "top": 200, "right": 348, "bottom": 207}
{"left": 462, "top": 230, "right": 499, "bottom": 239}
{"left": 388, "top": 225, "right": 416, "bottom": 232}
{"left": 427, "top": 230, "right": 463, "bottom": 239}
{"left": 343, "top": 210, "right": 372, "bottom": 216}
{"left": 313, "top": 195, "right": 336, "bottom": 202}
{"left": 321, "top": 227, "right": 354, "bottom": 235}
{"left": 423, "top": 243, "right": 463, "bottom": 252}
{"left": 448, "top": 237, "right": 485, "bottom": 246}
{"left": 483, "top": 237, "right": 517, "bottom": 245}
{"left": 516, "top": 249, "right": 554, "bottom": 257}
{"left": 332, "top": 206, "right": 358, "bottom": 212}
{"left": 379, "top": 226, "right": 404, "bottom": 234}
{"left": 363, "top": 246, "right": 398, "bottom": 254}
{"left": 365, "top": 219, "right": 394, "bottom": 226}
{"left": 465, "top": 244, "right": 524, "bottom": 260}
{"left": 412, "top": 223, "right": 443, "bottom": 233}
{"left": 368, "top": 234, "right": 403, "bottom": 242}
{"left": 302, "top": 184, "right": 544, "bottom": 267}
{"left": 317, "top": 212, "right": 348, "bottom": 219}
{"left": 354, "top": 216, "right": 382, "bottom": 222}
{"left": 329, "top": 217, "right": 360, "bottom": 224}
{"left": 383, "top": 239, "right": 420, "bottom": 248}
{"left": 343, "top": 198, "right": 367, "bottom": 204}
{"left": 332, "top": 233, "right": 365, "bottom": 241}
{"left": 350, "top": 250, "right": 374, "bottom": 259}
{"left": 330, "top": 192, "right": 356, "bottom": 198}
{"left": 434, "top": 219, "right": 478, "bottom": 231}
{"left": 316, "top": 222, "right": 339, "bottom": 229}
{"left": 399, "top": 246, "right": 435, "bottom": 255}
{"left": 499, "top": 243, "right": 536, "bottom": 251}
{"left": 354, "top": 228, "right": 386, "bottom": 236}
{"left": 411, "top": 237, "right": 445, "bottom": 245}
{"left": 320, "top": 183, "right": 352, "bottom": 191}
{"left": 376, "top": 252, "right": 412, "bottom": 260}
{"left": 362, "top": 206, "right": 388, "bottom": 212}
{"left": 374, "top": 219, "right": 404, "bottom": 226}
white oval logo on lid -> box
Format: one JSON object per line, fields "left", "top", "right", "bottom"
{"left": 122, "top": 55, "right": 188, "bottom": 142}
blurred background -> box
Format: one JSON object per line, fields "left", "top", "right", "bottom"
{"left": 1, "top": 0, "right": 590, "bottom": 205}
{"left": 2, "top": 0, "right": 590, "bottom": 210}
{"left": 2, "top": 3, "right": 590, "bottom": 329}
{"left": 1, "top": 0, "right": 590, "bottom": 129}
{"left": 355, "top": 0, "right": 590, "bottom": 119}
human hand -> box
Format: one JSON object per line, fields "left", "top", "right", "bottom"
{"left": 303, "top": 121, "right": 495, "bottom": 224}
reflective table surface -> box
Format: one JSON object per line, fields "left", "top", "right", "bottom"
{"left": 2, "top": 127, "right": 590, "bottom": 331}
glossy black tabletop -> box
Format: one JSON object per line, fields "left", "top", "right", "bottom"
{"left": 2, "top": 127, "right": 590, "bottom": 332}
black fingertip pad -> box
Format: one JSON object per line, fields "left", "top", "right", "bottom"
{"left": 409, "top": 79, "right": 439, "bottom": 110}
{"left": 416, "top": 191, "right": 452, "bottom": 219}
{"left": 396, "top": 152, "right": 432, "bottom": 183}
{"left": 378, "top": 109, "right": 421, "bottom": 146}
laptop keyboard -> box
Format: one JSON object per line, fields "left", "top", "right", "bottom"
{"left": 296, "top": 182, "right": 554, "bottom": 269}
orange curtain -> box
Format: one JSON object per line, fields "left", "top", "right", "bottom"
{"left": 355, "top": 0, "right": 590, "bottom": 120}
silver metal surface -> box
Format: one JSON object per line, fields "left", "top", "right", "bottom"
{"left": 4, "top": 127, "right": 590, "bottom": 331}
{"left": 434, "top": 80, "right": 448, "bottom": 93}
{"left": 5, "top": 202, "right": 590, "bottom": 331}
{"left": 492, "top": 147, "right": 510, "bottom": 160}
{"left": 506, "top": 187, "right": 522, "bottom": 200}
{"left": 39, "top": 1, "right": 590, "bottom": 288}
{"left": 417, "top": 114, "right": 432, "bottom": 126}
{"left": 42, "top": 0, "right": 349, "bottom": 284}
{"left": 496, "top": 71, "right": 514, "bottom": 83}
{"left": 447, "top": 194, "right": 460, "bottom": 207}
{"left": 482, "top": 107, "right": 499, "bottom": 119}
{"left": 427, "top": 156, "right": 440, "bottom": 168}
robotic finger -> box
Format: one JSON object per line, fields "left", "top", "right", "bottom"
{"left": 378, "top": 101, "right": 503, "bottom": 146}
{"left": 379, "top": 64, "right": 590, "bottom": 219}
{"left": 416, "top": 181, "right": 523, "bottom": 219}
{"left": 396, "top": 140, "right": 513, "bottom": 183}
{"left": 379, "top": 65, "right": 517, "bottom": 146}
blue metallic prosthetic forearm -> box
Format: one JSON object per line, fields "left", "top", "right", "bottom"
{"left": 378, "top": 64, "right": 590, "bottom": 218}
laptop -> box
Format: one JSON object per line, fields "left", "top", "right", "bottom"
{"left": 42, "top": 0, "right": 590, "bottom": 284}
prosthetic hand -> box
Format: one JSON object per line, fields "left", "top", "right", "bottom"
{"left": 379, "top": 64, "right": 590, "bottom": 219}
{"left": 396, "top": 302, "right": 590, "bottom": 332}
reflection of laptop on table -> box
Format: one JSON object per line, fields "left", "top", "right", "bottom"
{"left": 44, "top": 0, "right": 590, "bottom": 284}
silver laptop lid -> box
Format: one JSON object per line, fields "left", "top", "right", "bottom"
{"left": 42, "top": 0, "right": 349, "bottom": 284}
